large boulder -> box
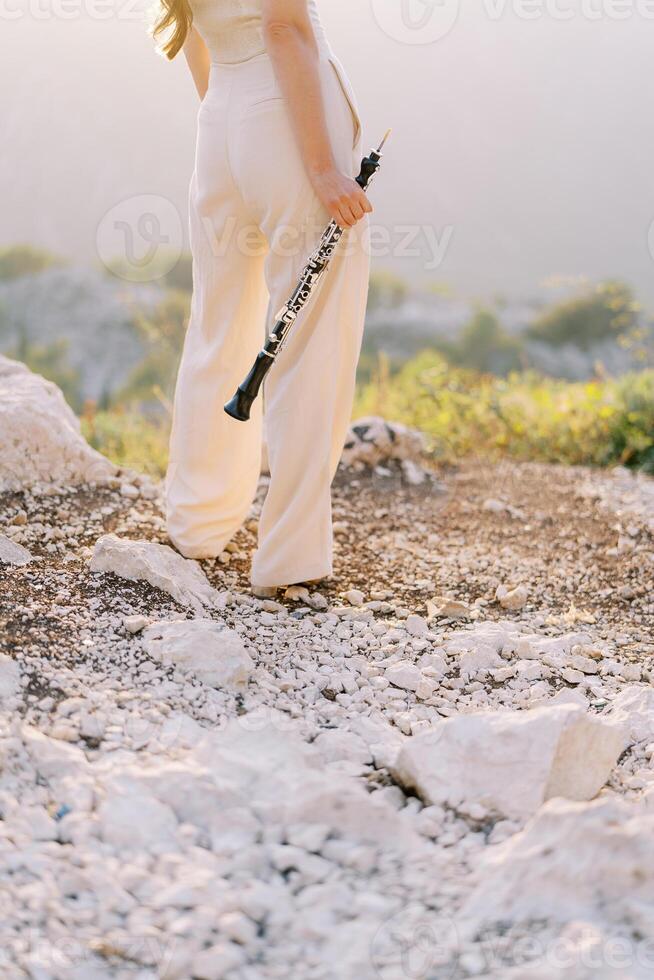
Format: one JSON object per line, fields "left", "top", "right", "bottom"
{"left": 0, "top": 655, "right": 20, "bottom": 699}
{"left": 142, "top": 619, "right": 253, "bottom": 690}
{"left": 462, "top": 796, "right": 654, "bottom": 937}
{"left": 97, "top": 786, "right": 179, "bottom": 852}
{"left": 0, "top": 355, "right": 115, "bottom": 491}
{"left": 90, "top": 534, "right": 226, "bottom": 614}
{"left": 606, "top": 686, "right": 654, "bottom": 744}
{"left": 341, "top": 417, "right": 426, "bottom": 469}
{"left": 499, "top": 935, "right": 653, "bottom": 980}
{"left": 191, "top": 716, "right": 420, "bottom": 848}
{"left": 390, "top": 704, "right": 626, "bottom": 820}
{"left": 92, "top": 716, "right": 420, "bottom": 855}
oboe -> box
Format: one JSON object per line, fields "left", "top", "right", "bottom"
{"left": 224, "top": 131, "right": 391, "bottom": 422}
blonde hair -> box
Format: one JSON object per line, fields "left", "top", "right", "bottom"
{"left": 152, "top": 0, "right": 193, "bottom": 60}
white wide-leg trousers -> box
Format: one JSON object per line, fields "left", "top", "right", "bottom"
{"left": 165, "top": 52, "right": 370, "bottom": 587}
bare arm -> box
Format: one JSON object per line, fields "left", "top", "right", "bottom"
{"left": 183, "top": 26, "right": 211, "bottom": 100}
{"left": 262, "top": 0, "right": 372, "bottom": 228}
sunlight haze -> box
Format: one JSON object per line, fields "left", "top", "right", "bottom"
{"left": 1, "top": 0, "right": 652, "bottom": 301}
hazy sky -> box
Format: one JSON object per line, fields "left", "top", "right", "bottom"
{"left": 1, "top": 0, "right": 653, "bottom": 303}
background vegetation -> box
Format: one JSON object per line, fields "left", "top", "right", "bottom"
{"left": 356, "top": 352, "right": 654, "bottom": 473}
{"left": 1, "top": 245, "right": 653, "bottom": 477}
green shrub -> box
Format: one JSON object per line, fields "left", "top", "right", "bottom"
{"left": 607, "top": 372, "right": 654, "bottom": 472}
{"left": 366, "top": 270, "right": 409, "bottom": 313}
{"left": 527, "top": 281, "right": 640, "bottom": 350}
{"left": 0, "top": 245, "right": 63, "bottom": 281}
{"left": 115, "top": 290, "right": 190, "bottom": 409}
{"left": 81, "top": 406, "right": 170, "bottom": 477}
{"left": 8, "top": 333, "right": 82, "bottom": 411}
{"left": 162, "top": 253, "right": 193, "bottom": 293}
{"left": 445, "top": 309, "right": 523, "bottom": 375}
{"left": 81, "top": 352, "right": 654, "bottom": 478}
{"left": 355, "top": 351, "right": 654, "bottom": 472}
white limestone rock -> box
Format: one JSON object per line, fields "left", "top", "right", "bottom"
{"left": 483, "top": 497, "right": 509, "bottom": 514}
{"left": 0, "top": 533, "right": 32, "bottom": 566}
{"left": 549, "top": 688, "right": 590, "bottom": 710}
{"left": 0, "top": 355, "right": 115, "bottom": 491}
{"left": 306, "top": 591, "right": 328, "bottom": 611}
{"left": 385, "top": 661, "right": 422, "bottom": 692}
{"left": 98, "top": 787, "right": 179, "bottom": 852}
{"left": 418, "top": 652, "right": 448, "bottom": 679}
{"left": 462, "top": 797, "right": 654, "bottom": 936}
{"left": 341, "top": 417, "right": 426, "bottom": 468}
{"left": 562, "top": 667, "right": 585, "bottom": 685}
{"left": 445, "top": 622, "right": 511, "bottom": 657}
{"left": 192, "top": 943, "right": 245, "bottom": 979}
{"left": 90, "top": 534, "right": 226, "bottom": 614}
{"left": 22, "top": 727, "right": 90, "bottom": 782}
{"left": 312, "top": 728, "right": 372, "bottom": 767}
{"left": 193, "top": 717, "right": 418, "bottom": 849}
{"left": 0, "top": 655, "right": 20, "bottom": 698}
{"left": 459, "top": 646, "right": 503, "bottom": 680}
{"left": 428, "top": 596, "right": 472, "bottom": 620}
{"left": 142, "top": 619, "right": 253, "bottom": 690}
{"left": 390, "top": 704, "right": 626, "bottom": 819}
{"left": 405, "top": 614, "right": 428, "bottom": 637}
{"left": 606, "top": 686, "right": 654, "bottom": 744}
{"left": 527, "top": 632, "right": 594, "bottom": 662}
{"left": 496, "top": 584, "right": 529, "bottom": 610}
{"left": 401, "top": 458, "right": 427, "bottom": 485}
{"left": 500, "top": 928, "right": 653, "bottom": 980}
{"left": 21, "top": 805, "right": 58, "bottom": 842}
{"left": 347, "top": 714, "right": 407, "bottom": 770}
{"left": 123, "top": 614, "right": 149, "bottom": 634}
{"left": 90, "top": 716, "right": 417, "bottom": 860}
{"left": 112, "top": 761, "right": 235, "bottom": 835}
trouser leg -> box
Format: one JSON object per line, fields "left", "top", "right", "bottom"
{"left": 252, "top": 223, "right": 370, "bottom": 587}
{"left": 166, "top": 93, "right": 269, "bottom": 559}
{"left": 231, "top": 57, "right": 370, "bottom": 587}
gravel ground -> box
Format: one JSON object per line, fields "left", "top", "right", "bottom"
{"left": 1, "top": 456, "right": 653, "bottom": 980}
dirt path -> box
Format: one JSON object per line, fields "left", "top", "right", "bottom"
{"left": 1, "top": 458, "right": 653, "bottom": 979}
{"left": 3, "top": 456, "right": 653, "bottom": 711}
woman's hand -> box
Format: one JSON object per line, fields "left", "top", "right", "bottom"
{"left": 310, "top": 168, "right": 373, "bottom": 228}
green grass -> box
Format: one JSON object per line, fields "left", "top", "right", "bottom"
{"left": 81, "top": 407, "right": 170, "bottom": 477}
{"left": 354, "top": 352, "right": 654, "bottom": 473}
{"left": 80, "top": 352, "right": 654, "bottom": 477}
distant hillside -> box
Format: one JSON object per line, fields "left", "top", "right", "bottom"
{"left": 0, "top": 268, "right": 162, "bottom": 403}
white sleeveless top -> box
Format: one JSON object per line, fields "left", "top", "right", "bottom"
{"left": 189, "top": 0, "right": 333, "bottom": 64}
